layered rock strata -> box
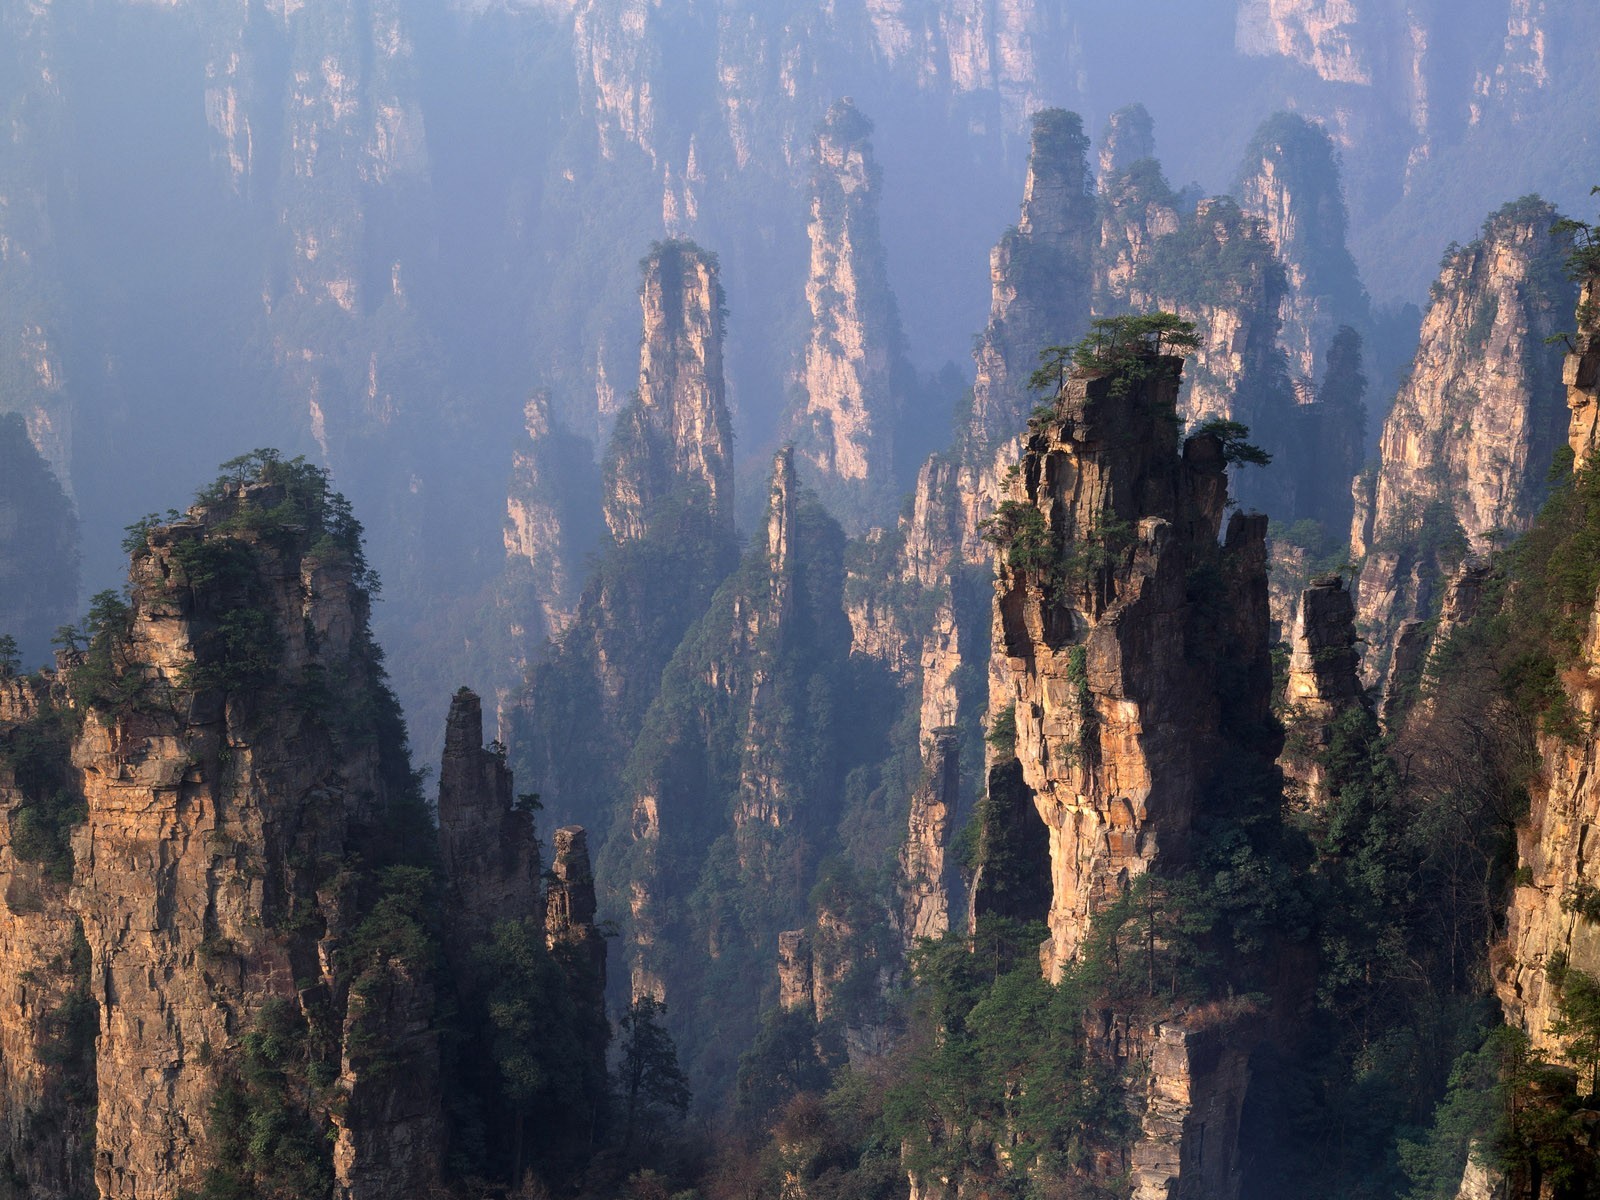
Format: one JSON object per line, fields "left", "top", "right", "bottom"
{"left": 988, "top": 348, "right": 1274, "bottom": 977}
{"left": 1280, "top": 576, "right": 1366, "bottom": 809}
{"left": 790, "top": 100, "right": 911, "bottom": 527}
{"left": 603, "top": 240, "right": 734, "bottom": 546}
{"left": 62, "top": 478, "right": 440, "bottom": 1199}
{"left": 1353, "top": 199, "right": 1573, "bottom": 688}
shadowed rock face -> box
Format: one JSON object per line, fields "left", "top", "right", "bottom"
{"left": 0, "top": 413, "right": 79, "bottom": 667}
{"left": 439, "top": 686, "right": 541, "bottom": 949}
{"left": 1354, "top": 200, "right": 1574, "bottom": 691}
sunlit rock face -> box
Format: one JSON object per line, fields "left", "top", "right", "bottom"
{"left": 1353, "top": 199, "right": 1573, "bottom": 689}
{"left": 1492, "top": 290, "right": 1600, "bottom": 1080}
{"left": 986, "top": 353, "right": 1273, "bottom": 978}
{"left": 0, "top": 482, "right": 445, "bottom": 1199}
{"left": 603, "top": 239, "right": 734, "bottom": 547}
{"left": 790, "top": 99, "right": 911, "bottom": 528}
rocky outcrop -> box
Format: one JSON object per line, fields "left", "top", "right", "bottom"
{"left": 732, "top": 449, "right": 803, "bottom": 871}
{"left": 790, "top": 100, "right": 911, "bottom": 527}
{"left": 438, "top": 687, "right": 541, "bottom": 949}
{"left": 607, "top": 446, "right": 854, "bottom": 1081}
{"left": 1235, "top": 0, "right": 1373, "bottom": 85}
{"left": 504, "top": 393, "right": 603, "bottom": 643}
{"left": 959, "top": 109, "right": 1096, "bottom": 562}
{"left": 1097, "top": 103, "right": 1156, "bottom": 185}
{"left": 1128, "top": 199, "right": 1296, "bottom": 517}
{"left": 1493, "top": 594, "right": 1600, "bottom": 1065}
{"left": 1567, "top": 277, "right": 1600, "bottom": 466}
{"left": 1491, "top": 306, "right": 1600, "bottom": 1074}
{"left": 603, "top": 239, "right": 734, "bottom": 546}
{"left": 57, "top": 475, "right": 442, "bottom": 1199}
{"left": 988, "top": 341, "right": 1275, "bottom": 976}
{"left": 1235, "top": 111, "right": 1369, "bottom": 386}
{"left": 898, "top": 729, "right": 959, "bottom": 947}
{"left": 777, "top": 929, "right": 814, "bottom": 1013}
{"left": 0, "top": 671, "right": 94, "bottom": 1200}
{"left": 1095, "top": 144, "right": 1182, "bottom": 316}
{"left": 0, "top": 413, "right": 78, "bottom": 669}
{"left": 1127, "top": 1012, "right": 1256, "bottom": 1200}
{"left": 1280, "top": 576, "right": 1366, "bottom": 809}
{"left": 1354, "top": 199, "right": 1573, "bottom": 687}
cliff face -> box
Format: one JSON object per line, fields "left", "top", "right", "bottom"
{"left": 790, "top": 100, "right": 911, "bottom": 527}
{"left": 504, "top": 393, "right": 603, "bottom": 643}
{"left": 988, "top": 349, "right": 1274, "bottom": 977}
{"left": 1353, "top": 199, "right": 1573, "bottom": 687}
{"left": 606, "top": 447, "right": 861, "bottom": 1090}
{"left": 1235, "top": 0, "right": 1375, "bottom": 86}
{"left": 907, "top": 335, "right": 1282, "bottom": 1200}
{"left": 898, "top": 729, "right": 959, "bottom": 947}
{"left": 604, "top": 240, "right": 735, "bottom": 546}
{"left": 1566, "top": 277, "right": 1600, "bottom": 464}
{"left": 959, "top": 109, "right": 1096, "bottom": 562}
{"left": 0, "top": 672, "right": 94, "bottom": 1200}
{"left": 51, "top": 471, "right": 441, "bottom": 1199}
{"left": 511, "top": 239, "right": 739, "bottom": 877}
{"left": 1280, "top": 576, "right": 1367, "bottom": 809}
{"left": 1128, "top": 198, "right": 1296, "bottom": 516}
{"left": 1097, "top": 103, "right": 1157, "bottom": 185}
{"left": 1235, "top": 112, "right": 1369, "bottom": 387}
{"left": 1095, "top": 153, "right": 1182, "bottom": 315}
{"left": 438, "top": 687, "right": 541, "bottom": 950}
{"left": 1491, "top": 301, "right": 1600, "bottom": 1075}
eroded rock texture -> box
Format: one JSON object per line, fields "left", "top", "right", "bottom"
{"left": 1353, "top": 199, "right": 1573, "bottom": 689}
{"left": 603, "top": 240, "right": 734, "bottom": 547}
{"left": 62, "top": 481, "right": 440, "bottom": 1199}
{"left": 1280, "top": 576, "right": 1366, "bottom": 809}
{"left": 988, "top": 352, "right": 1275, "bottom": 977}
{"left": 1235, "top": 111, "right": 1369, "bottom": 387}
{"left": 1492, "top": 327, "right": 1600, "bottom": 1076}
{"left": 790, "top": 100, "right": 911, "bottom": 527}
